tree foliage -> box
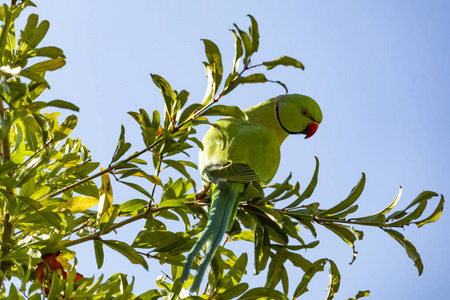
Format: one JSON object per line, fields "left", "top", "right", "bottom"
{"left": 0, "top": 1, "right": 444, "bottom": 299}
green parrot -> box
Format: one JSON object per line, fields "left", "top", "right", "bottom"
{"left": 180, "top": 94, "right": 323, "bottom": 291}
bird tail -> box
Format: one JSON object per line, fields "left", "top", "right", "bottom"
{"left": 180, "top": 182, "right": 243, "bottom": 292}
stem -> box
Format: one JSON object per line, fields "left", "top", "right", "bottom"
{"left": 0, "top": 98, "right": 13, "bottom": 289}
{"left": 147, "top": 154, "right": 163, "bottom": 210}
{"left": 62, "top": 206, "right": 169, "bottom": 247}
{"left": 62, "top": 200, "right": 209, "bottom": 247}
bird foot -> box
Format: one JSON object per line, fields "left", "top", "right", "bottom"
{"left": 194, "top": 185, "right": 210, "bottom": 201}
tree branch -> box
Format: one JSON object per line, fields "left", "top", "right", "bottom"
{"left": 0, "top": 98, "right": 13, "bottom": 289}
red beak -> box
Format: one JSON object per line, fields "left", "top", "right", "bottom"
{"left": 304, "top": 122, "right": 319, "bottom": 139}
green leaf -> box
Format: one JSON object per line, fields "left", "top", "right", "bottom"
{"left": 254, "top": 226, "right": 270, "bottom": 275}
{"left": 285, "top": 157, "right": 319, "bottom": 208}
{"left": 159, "top": 199, "right": 188, "bottom": 209}
{"left": 17, "top": 196, "right": 62, "bottom": 229}
{"left": 326, "top": 260, "right": 341, "bottom": 300}
{"left": 388, "top": 200, "right": 427, "bottom": 227}
{"left": 119, "top": 199, "right": 148, "bottom": 216}
{"left": 415, "top": 194, "right": 444, "bottom": 227}
{"left": 111, "top": 125, "right": 131, "bottom": 163}
{"left": 320, "top": 173, "right": 365, "bottom": 215}
{"left": 230, "top": 29, "right": 243, "bottom": 74}
{"left": 265, "top": 247, "right": 288, "bottom": 289}
{"left": 247, "top": 14, "right": 259, "bottom": 54}
{"left": 98, "top": 239, "right": 149, "bottom": 270}
{"left": 27, "top": 57, "right": 66, "bottom": 72}
{"left": 46, "top": 99, "right": 79, "bottom": 112}
{"left": 178, "top": 103, "right": 203, "bottom": 125}
{"left": 163, "top": 159, "right": 196, "bottom": 188}
{"left": 383, "top": 229, "right": 423, "bottom": 275}
{"left": 217, "top": 283, "right": 249, "bottom": 300}
{"left": 60, "top": 196, "right": 99, "bottom": 214}
{"left": 263, "top": 56, "right": 305, "bottom": 70}
{"left": 238, "top": 287, "right": 288, "bottom": 300}
{"left": 293, "top": 259, "right": 327, "bottom": 299}
{"left": 349, "top": 290, "right": 370, "bottom": 299}
{"left": 0, "top": 7, "right": 11, "bottom": 60}
{"left": 151, "top": 74, "right": 177, "bottom": 118}
{"left": 97, "top": 169, "right": 113, "bottom": 225}
{"left": 27, "top": 46, "right": 65, "bottom": 59}
{"left": 53, "top": 114, "right": 78, "bottom": 142}
{"left": 202, "top": 39, "right": 223, "bottom": 95}
{"left": 216, "top": 252, "right": 248, "bottom": 290}
{"left": 259, "top": 173, "right": 292, "bottom": 203}
{"left": 321, "top": 223, "right": 356, "bottom": 248}
{"left": 351, "top": 213, "right": 386, "bottom": 226}
{"left": 375, "top": 187, "right": 402, "bottom": 216}
{"left": 120, "top": 180, "right": 153, "bottom": 199}
{"left": 233, "top": 23, "right": 253, "bottom": 65}
{"left": 286, "top": 251, "right": 312, "bottom": 272}
{"left": 236, "top": 73, "right": 267, "bottom": 84}
{"left": 93, "top": 240, "right": 104, "bottom": 269}
{"left": 202, "top": 104, "right": 247, "bottom": 120}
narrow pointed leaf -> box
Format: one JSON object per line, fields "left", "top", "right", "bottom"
{"left": 238, "top": 288, "right": 288, "bottom": 300}
{"left": 383, "top": 229, "right": 423, "bottom": 275}
{"left": 99, "top": 239, "right": 149, "bottom": 270}
{"left": 230, "top": 29, "right": 243, "bottom": 74}
{"left": 320, "top": 173, "right": 365, "bottom": 215}
{"left": 247, "top": 14, "right": 259, "bottom": 53}
{"left": 27, "top": 57, "right": 66, "bottom": 72}
{"left": 265, "top": 247, "right": 288, "bottom": 289}
{"left": 263, "top": 56, "right": 305, "bottom": 70}
{"left": 202, "top": 104, "right": 247, "bottom": 120}
{"left": 286, "top": 157, "right": 319, "bottom": 208}
{"left": 415, "top": 194, "right": 445, "bottom": 227}
{"left": 293, "top": 259, "right": 327, "bottom": 299}
{"left": 326, "top": 260, "right": 341, "bottom": 300}
{"left": 93, "top": 240, "right": 104, "bottom": 269}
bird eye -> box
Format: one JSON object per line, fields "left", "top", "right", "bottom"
{"left": 301, "top": 108, "right": 309, "bottom": 116}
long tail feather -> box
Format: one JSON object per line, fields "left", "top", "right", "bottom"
{"left": 180, "top": 182, "right": 242, "bottom": 292}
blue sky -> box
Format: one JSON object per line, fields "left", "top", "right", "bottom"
{"left": 23, "top": 1, "right": 450, "bottom": 299}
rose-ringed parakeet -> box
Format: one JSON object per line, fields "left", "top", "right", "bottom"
{"left": 180, "top": 94, "right": 323, "bottom": 291}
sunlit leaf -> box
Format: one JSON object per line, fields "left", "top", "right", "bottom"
{"left": 60, "top": 196, "right": 99, "bottom": 214}
{"left": 202, "top": 104, "right": 247, "bottom": 120}
{"left": 238, "top": 287, "right": 288, "bottom": 300}
{"left": 326, "top": 260, "right": 341, "bottom": 300}
{"left": 97, "top": 168, "right": 113, "bottom": 225}
{"left": 263, "top": 56, "right": 305, "bottom": 70}
{"left": 247, "top": 14, "right": 259, "bottom": 54}
{"left": 202, "top": 39, "right": 223, "bottom": 96}
{"left": 415, "top": 194, "right": 444, "bottom": 227}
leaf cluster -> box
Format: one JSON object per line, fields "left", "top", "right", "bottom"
{"left": 0, "top": 4, "right": 444, "bottom": 300}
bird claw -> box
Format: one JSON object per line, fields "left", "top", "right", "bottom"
{"left": 195, "top": 185, "right": 210, "bottom": 201}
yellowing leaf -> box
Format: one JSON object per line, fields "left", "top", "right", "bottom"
{"left": 66, "top": 196, "right": 99, "bottom": 214}
{"left": 97, "top": 168, "right": 113, "bottom": 224}
{"left": 132, "top": 171, "right": 162, "bottom": 186}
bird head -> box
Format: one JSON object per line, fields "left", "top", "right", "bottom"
{"left": 275, "top": 94, "right": 323, "bottom": 139}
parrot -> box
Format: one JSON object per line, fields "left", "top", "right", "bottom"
{"left": 180, "top": 93, "right": 323, "bottom": 292}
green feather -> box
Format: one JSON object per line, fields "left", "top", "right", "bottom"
{"left": 181, "top": 94, "right": 322, "bottom": 292}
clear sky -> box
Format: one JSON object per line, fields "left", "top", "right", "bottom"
{"left": 22, "top": 1, "right": 450, "bottom": 299}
